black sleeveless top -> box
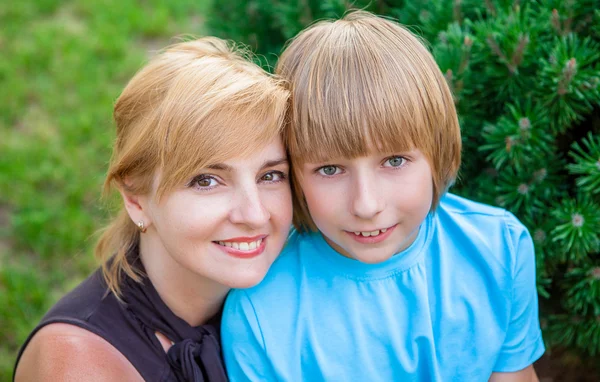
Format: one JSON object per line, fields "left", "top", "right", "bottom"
{"left": 14, "top": 259, "right": 229, "bottom": 382}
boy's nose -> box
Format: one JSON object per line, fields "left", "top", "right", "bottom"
{"left": 349, "top": 175, "right": 384, "bottom": 219}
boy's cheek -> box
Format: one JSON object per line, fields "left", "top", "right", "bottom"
{"left": 305, "top": 191, "right": 339, "bottom": 215}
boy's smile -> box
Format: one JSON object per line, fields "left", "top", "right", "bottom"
{"left": 345, "top": 223, "right": 397, "bottom": 244}
{"left": 299, "top": 149, "right": 433, "bottom": 264}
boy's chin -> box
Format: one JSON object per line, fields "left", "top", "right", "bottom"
{"left": 350, "top": 250, "right": 395, "bottom": 264}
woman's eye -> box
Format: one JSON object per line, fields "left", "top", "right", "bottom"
{"left": 192, "top": 175, "right": 218, "bottom": 189}
{"left": 384, "top": 156, "right": 406, "bottom": 168}
{"left": 318, "top": 166, "right": 341, "bottom": 176}
{"left": 261, "top": 171, "right": 286, "bottom": 183}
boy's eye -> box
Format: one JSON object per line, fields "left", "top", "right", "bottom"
{"left": 384, "top": 156, "right": 406, "bottom": 168}
{"left": 318, "top": 165, "right": 341, "bottom": 176}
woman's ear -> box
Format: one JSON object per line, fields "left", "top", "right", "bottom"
{"left": 119, "top": 184, "right": 153, "bottom": 232}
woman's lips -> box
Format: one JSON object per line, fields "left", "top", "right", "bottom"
{"left": 213, "top": 236, "right": 267, "bottom": 258}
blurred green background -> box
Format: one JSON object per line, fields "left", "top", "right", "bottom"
{"left": 2, "top": 0, "right": 600, "bottom": 381}
{"left": 0, "top": 0, "right": 210, "bottom": 378}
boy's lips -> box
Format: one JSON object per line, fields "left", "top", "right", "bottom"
{"left": 344, "top": 224, "right": 397, "bottom": 244}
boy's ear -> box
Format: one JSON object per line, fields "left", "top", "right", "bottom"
{"left": 119, "top": 186, "right": 153, "bottom": 231}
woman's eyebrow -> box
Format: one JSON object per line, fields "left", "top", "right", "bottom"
{"left": 206, "top": 163, "right": 233, "bottom": 171}
{"left": 260, "top": 158, "right": 288, "bottom": 170}
{"left": 205, "top": 158, "right": 288, "bottom": 172}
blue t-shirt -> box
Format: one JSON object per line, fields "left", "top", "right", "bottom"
{"left": 222, "top": 193, "right": 545, "bottom": 381}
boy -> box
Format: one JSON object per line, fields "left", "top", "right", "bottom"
{"left": 222, "top": 11, "right": 544, "bottom": 381}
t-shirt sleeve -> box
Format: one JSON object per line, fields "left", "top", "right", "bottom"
{"left": 493, "top": 212, "right": 545, "bottom": 372}
{"left": 221, "top": 290, "right": 275, "bottom": 381}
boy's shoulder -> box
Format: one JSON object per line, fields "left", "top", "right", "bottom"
{"left": 436, "top": 193, "right": 532, "bottom": 273}
{"left": 439, "top": 192, "right": 506, "bottom": 216}
{"left": 438, "top": 193, "right": 525, "bottom": 230}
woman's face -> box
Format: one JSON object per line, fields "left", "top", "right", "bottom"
{"left": 139, "top": 137, "right": 292, "bottom": 289}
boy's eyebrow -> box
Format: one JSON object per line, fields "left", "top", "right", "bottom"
{"left": 206, "top": 158, "right": 288, "bottom": 172}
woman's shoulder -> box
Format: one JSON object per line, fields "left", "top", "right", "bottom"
{"left": 42, "top": 268, "right": 112, "bottom": 321}
{"left": 14, "top": 323, "right": 143, "bottom": 381}
{"left": 14, "top": 268, "right": 155, "bottom": 381}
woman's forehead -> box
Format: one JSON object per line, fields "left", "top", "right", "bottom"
{"left": 209, "top": 138, "right": 287, "bottom": 169}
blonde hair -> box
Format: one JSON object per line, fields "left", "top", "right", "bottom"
{"left": 275, "top": 11, "right": 461, "bottom": 232}
{"left": 96, "top": 37, "right": 289, "bottom": 297}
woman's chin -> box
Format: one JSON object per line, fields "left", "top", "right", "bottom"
{"left": 223, "top": 269, "right": 269, "bottom": 290}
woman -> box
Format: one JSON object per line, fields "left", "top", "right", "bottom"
{"left": 14, "top": 37, "right": 292, "bottom": 381}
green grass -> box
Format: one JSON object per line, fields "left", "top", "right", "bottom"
{"left": 0, "top": 0, "right": 211, "bottom": 378}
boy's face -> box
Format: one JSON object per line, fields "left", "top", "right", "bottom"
{"left": 299, "top": 149, "right": 433, "bottom": 264}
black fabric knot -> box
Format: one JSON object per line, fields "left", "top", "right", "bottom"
{"left": 167, "top": 335, "right": 228, "bottom": 382}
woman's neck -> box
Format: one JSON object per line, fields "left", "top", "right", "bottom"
{"left": 138, "top": 236, "right": 230, "bottom": 327}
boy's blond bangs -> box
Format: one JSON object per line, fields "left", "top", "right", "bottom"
{"left": 283, "top": 50, "right": 444, "bottom": 164}
{"left": 277, "top": 12, "right": 461, "bottom": 230}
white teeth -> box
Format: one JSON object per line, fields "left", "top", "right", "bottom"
{"left": 217, "top": 239, "right": 263, "bottom": 251}
{"left": 354, "top": 229, "right": 384, "bottom": 237}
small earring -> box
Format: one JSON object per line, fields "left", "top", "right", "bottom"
{"left": 137, "top": 220, "right": 147, "bottom": 233}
